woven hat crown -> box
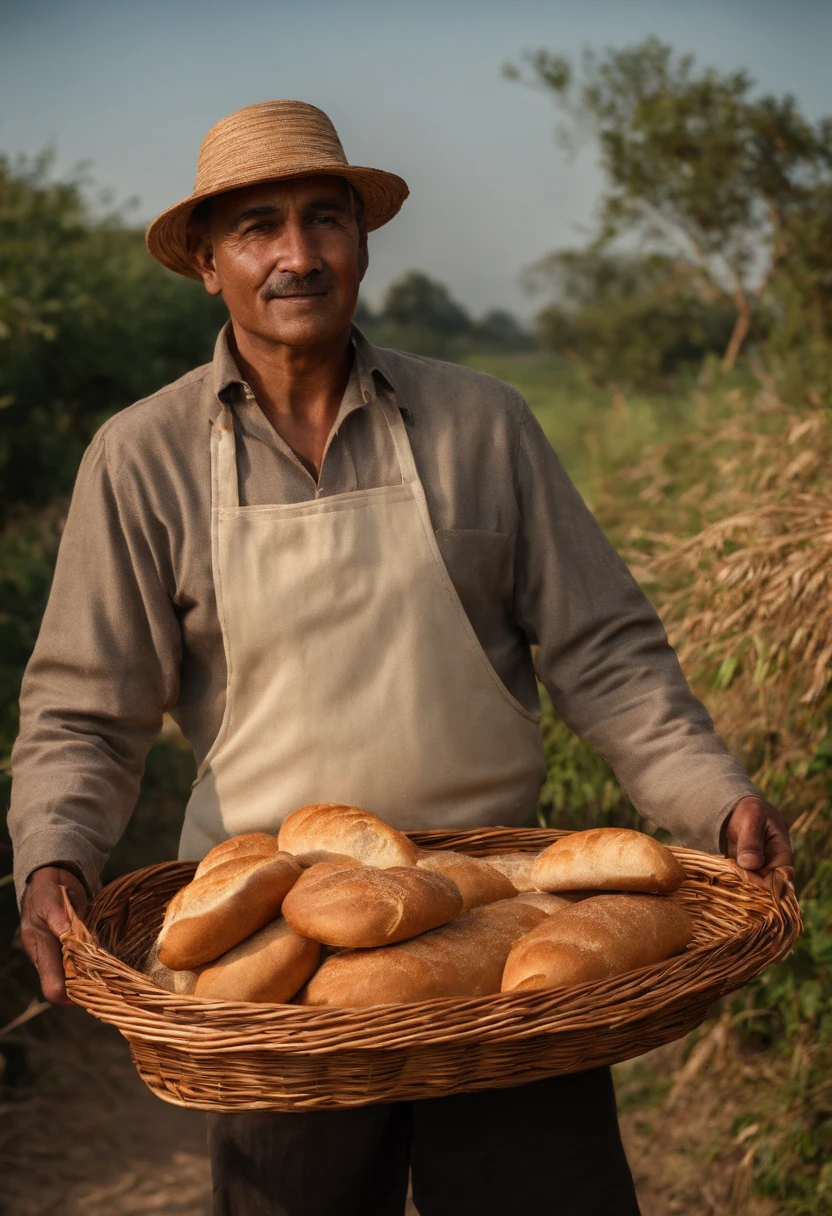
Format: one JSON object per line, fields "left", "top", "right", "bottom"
{"left": 146, "top": 99, "right": 409, "bottom": 279}
{"left": 194, "top": 101, "right": 349, "bottom": 197}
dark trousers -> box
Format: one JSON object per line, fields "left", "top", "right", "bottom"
{"left": 207, "top": 1068, "right": 641, "bottom": 1216}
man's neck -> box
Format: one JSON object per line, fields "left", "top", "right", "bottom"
{"left": 229, "top": 323, "right": 354, "bottom": 481}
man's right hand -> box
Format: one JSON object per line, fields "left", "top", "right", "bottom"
{"left": 20, "top": 866, "right": 89, "bottom": 1006}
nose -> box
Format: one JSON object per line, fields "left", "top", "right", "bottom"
{"left": 275, "top": 217, "right": 324, "bottom": 278}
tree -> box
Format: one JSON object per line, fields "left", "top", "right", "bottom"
{"left": 0, "top": 153, "right": 227, "bottom": 521}
{"left": 507, "top": 38, "right": 832, "bottom": 371}
{"left": 381, "top": 271, "right": 472, "bottom": 337}
{"left": 763, "top": 182, "right": 832, "bottom": 405}
{"left": 473, "top": 308, "right": 534, "bottom": 352}
{"left": 359, "top": 272, "right": 532, "bottom": 358}
{"left": 525, "top": 247, "right": 736, "bottom": 389}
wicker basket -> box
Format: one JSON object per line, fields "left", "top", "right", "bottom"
{"left": 61, "top": 828, "right": 801, "bottom": 1112}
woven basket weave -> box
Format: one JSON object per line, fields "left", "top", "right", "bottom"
{"left": 61, "top": 828, "right": 801, "bottom": 1112}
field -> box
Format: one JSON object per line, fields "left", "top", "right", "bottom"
{"left": 466, "top": 350, "right": 694, "bottom": 499}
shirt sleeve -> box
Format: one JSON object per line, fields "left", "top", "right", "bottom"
{"left": 511, "top": 395, "right": 757, "bottom": 853}
{"left": 9, "top": 431, "right": 182, "bottom": 905}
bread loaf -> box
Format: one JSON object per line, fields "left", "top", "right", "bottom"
{"left": 193, "top": 917, "right": 320, "bottom": 1003}
{"left": 282, "top": 863, "right": 463, "bottom": 948}
{"left": 141, "top": 940, "right": 199, "bottom": 995}
{"left": 513, "top": 891, "right": 571, "bottom": 915}
{"left": 158, "top": 851, "right": 302, "bottom": 970}
{"left": 485, "top": 852, "right": 541, "bottom": 892}
{"left": 300, "top": 899, "right": 548, "bottom": 1006}
{"left": 194, "top": 832, "right": 280, "bottom": 879}
{"left": 501, "top": 894, "right": 693, "bottom": 992}
{"left": 415, "top": 850, "right": 516, "bottom": 911}
{"left": 278, "top": 803, "right": 418, "bottom": 868}
{"left": 531, "top": 828, "right": 685, "bottom": 894}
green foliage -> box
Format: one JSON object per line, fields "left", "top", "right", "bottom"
{"left": 359, "top": 270, "right": 533, "bottom": 359}
{"left": 0, "top": 152, "right": 227, "bottom": 519}
{"left": 764, "top": 181, "right": 832, "bottom": 406}
{"left": 382, "top": 270, "right": 472, "bottom": 337}
{"left": 527, "top": 248, "right": 736, "bottom": 389}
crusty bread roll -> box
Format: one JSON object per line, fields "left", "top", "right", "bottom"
{"left": 193, "top": 917, "right": 320, "bottom": 1003}
{"left": 158, "top": 851, "right": 302, "bottom": 970}
{"left": 513, "top": 891, "right": 571, "bottom": 915}
{"left": 282, "top": 863, "right": 463, "bottom": 948}
{"left": 141, "top": 940, "right": 199, "bottom": 995}
{"left": 501, "top": 894, "right": 693, "bottom": 992}
{"left": 485, "top": 852, "right": 541, "bottom": 892}
{"left": 194, "top": 832, "right": 280, "bottom": 879}
{"left": 278, "top": 804, "right": 418, "bottom": 868}
{"left": 415, "top": 850, "right": 517, "bottom": 911}
{"left": 300, "top": 899, "right": 548, "bottom": 1006}
{"left": 531, "top": 828, "right": 685, "bottom": 894}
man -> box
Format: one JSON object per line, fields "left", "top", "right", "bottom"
{"left": 11, "top": 101, "right": 793, "bottom": 1215}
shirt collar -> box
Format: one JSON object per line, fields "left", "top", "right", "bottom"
{"left": 210, "top": 319, "right": 397, "bottom": 413}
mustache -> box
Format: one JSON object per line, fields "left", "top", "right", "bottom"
{"left": 262, "top": 271, "right": 335, "bottom": 299}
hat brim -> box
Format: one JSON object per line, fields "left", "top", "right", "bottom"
{"left": 146, "top": 164, "right": 409, "bottom": 279}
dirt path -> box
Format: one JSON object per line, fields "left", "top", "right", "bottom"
{"left": 2, "top": 1010, "right": 212, "bottom": 1215}
{"left": 2, "top": 1008, "right": 778, "bottom": 1216}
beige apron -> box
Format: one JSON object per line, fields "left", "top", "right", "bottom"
{"left": 179, "top": 392, "right": 547, "bottom": 860}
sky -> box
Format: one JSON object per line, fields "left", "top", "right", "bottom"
{"left": 2, "top": 0, "right": 831, "bottom": 318}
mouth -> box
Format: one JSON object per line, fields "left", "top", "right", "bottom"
{"left": 268, "top": 291, "right": 329, "bottom": 302}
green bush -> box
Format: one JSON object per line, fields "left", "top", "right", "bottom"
{"left": 528, "top": 249, "right": 738, "bottom": 391}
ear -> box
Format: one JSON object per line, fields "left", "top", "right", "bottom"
{"left": 357, "top": 230, "right": 369, "bottom": 283}
{"left": 188, "top": 227, "right": 223, "bottom": 296}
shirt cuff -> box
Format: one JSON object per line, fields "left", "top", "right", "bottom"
{"left": 674, "top": 783, "right": 760, "bottom": 855}
{"left": 13, "top": 828, "right": 102, "bottom": 909}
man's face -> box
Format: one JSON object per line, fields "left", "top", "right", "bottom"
{"left": 190, "top": 175, "right": 368, "bottom": 348}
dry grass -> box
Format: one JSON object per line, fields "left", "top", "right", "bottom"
{"left": 593, "top": 388, "right": 832, "bottom": 845}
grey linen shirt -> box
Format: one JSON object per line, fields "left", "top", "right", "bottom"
{"left": 9, "top": 323, "right": 757, "bottom": 902}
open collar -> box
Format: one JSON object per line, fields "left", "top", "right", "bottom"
{"left": 210, "top": 319, "right": 397, "bottom": 419}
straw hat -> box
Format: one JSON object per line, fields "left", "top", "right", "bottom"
{"left": 146, "top": 100, "right": 409, "bottom": 279}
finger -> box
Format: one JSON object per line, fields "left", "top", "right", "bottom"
{"left": 734, "top": 803, "right": 766, "bottom": 871}
{"left": 44, "top": 898, "right": 71, "bottom": 937}
{"left": 22, "top": 919, "right": 71, "bottom": 1005}
{"left": 759, "top": 821, "right": 795, "bottom": 878}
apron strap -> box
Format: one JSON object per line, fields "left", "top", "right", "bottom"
{"left": 379, "top": 391, "right": 419, "bottom": 486}
{"left": 211, "top": 404, "right": 240, "bottom": 510}
{"left": 211, "top": 390, "right": 417, "bottom": 507}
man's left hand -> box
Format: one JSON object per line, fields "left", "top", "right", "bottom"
{"left": 723, "top": 795, "right": 794, "bottom": 880}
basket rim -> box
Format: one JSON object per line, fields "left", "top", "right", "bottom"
{"left": 63, "top": 830, "right": 802, "bottom": 1055}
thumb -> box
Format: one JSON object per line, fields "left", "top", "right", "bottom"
{"left": 735, "top": 803, "right": 766, "bottom": 871}
{"left": 43, "top": 897, "right": 71, "bottom": 937}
